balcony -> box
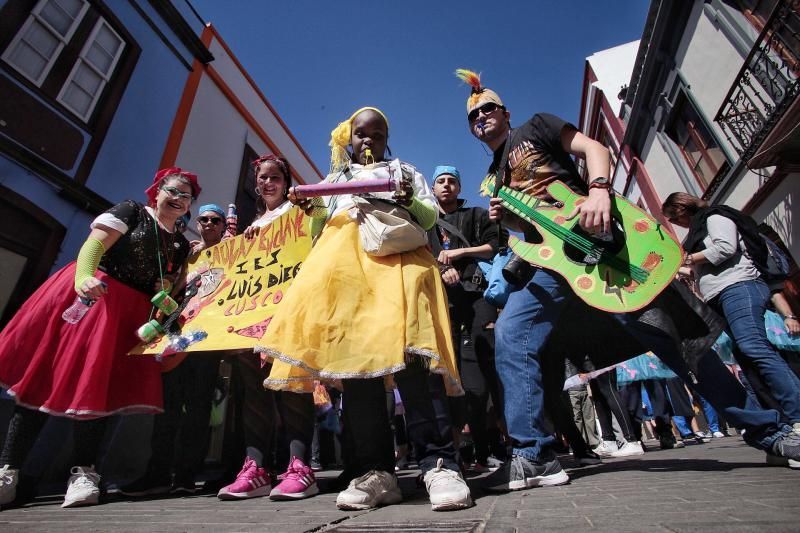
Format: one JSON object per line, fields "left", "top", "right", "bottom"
{"left": 715, "top": 0, "right": 800, "bottom": 170}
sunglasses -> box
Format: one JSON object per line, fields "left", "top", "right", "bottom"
{"left": 161, "top": 185, "right": 193, "bottom": 201}
{"left": 468, "top": 102, "right": 501, "bottom": 123}
{"left": 198, "top": 216, "right": 223, "bottom": 225}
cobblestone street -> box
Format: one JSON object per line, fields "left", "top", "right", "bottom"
{"left": 1, "top": 438, "right": 797, "bottom": 532}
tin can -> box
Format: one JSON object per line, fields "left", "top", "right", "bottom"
{"left": 151, "top": 290, "right": 179, "bottom": 315}
{"left": 137, "top": 319, "right": 165, "bottom": 342}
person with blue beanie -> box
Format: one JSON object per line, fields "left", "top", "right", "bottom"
{"left": 191, "top": 204, "right": 226, "bottom": 253}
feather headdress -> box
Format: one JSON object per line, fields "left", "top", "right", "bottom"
{"left": 455, "top": 68, "right": 504, "bottom": 115}
{"left": 455, "top": 69, "right": 483, "bottom": 93}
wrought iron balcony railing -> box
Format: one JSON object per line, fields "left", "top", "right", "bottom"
{"left": 715, "top": 0, "right": 800, "bottom": 162}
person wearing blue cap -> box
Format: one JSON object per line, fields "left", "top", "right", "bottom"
{"left": 121, "top": 202, "right": 226, "bottom": 497}
{"left": 428, "top": 165, "right": 505, "bottom": 472}
{"left": 191, "top": 204, "right": 227, "bottom": 254}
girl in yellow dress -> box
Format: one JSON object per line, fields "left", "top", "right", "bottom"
{"left": 258, "top": 107, "right": 472, "bottom": 511}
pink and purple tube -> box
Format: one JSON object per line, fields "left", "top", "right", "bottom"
{"left": 289, "top": 178, "right": 399, "bottom": 199}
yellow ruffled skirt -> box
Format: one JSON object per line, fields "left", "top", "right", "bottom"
{"left": 258, "top": 212, "right": 462, "bottom": 396}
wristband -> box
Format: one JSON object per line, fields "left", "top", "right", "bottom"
{"left": 588, "top": 177, "right": 611, "bottom": 191}
{"left": 786, "top": 315, "right": 798, "bottom": 321}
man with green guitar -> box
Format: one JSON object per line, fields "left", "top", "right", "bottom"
{"left": 454, "top": 68, "right": 800, "bottom": 491}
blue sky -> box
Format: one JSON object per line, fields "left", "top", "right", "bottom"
{"left": 190, "top": 0, "right": 649, "bottom": 206}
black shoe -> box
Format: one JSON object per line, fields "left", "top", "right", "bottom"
{"left": 573, "top": 449, "right": 602, "bottom": 467}
{"left": 679, "top": 434, "right": 701, "bottom": 445}
{"left": 119, "top": 475, "right": 172, "bottom": 497}
{"left": 659, "top": 434, "right": 685, "bottom": 450}
{"left": 483, "top": 455, "right": 569, "bottom": 492}
{"left": 169, "top": 476, "right": 197, "bottom": 495}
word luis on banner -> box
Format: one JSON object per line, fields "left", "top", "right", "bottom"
{"left": 130, "top": 206, "right": 313, "bottom": 355}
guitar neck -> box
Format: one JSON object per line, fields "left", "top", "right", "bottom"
{"left": 496, "top": 187, "right": 565, "bottom": 238}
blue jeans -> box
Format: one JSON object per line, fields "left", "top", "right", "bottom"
{"left": 494, "top": 269, "right": 786, "bottom": 462}
{"left": 715, "top": 279, "right": 800, "bottom": 423}
{"left": 673, "top": 415, "right": 694, "bottom": 437}
{"left": 699, "top": 394, "right": 721, "bottom": 433}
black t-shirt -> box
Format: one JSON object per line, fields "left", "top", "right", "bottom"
{"left": 98, "top": 200, "right": 191, "bottom": 294}
{"left": 487, "top": 113, "right": 588, "bottom": 198}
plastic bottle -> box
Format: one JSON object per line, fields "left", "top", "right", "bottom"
{"left": 225, "top": 204, "right": 238, "bottom": 238}
{"left": 62, "top": 281, "right": 107, "bottom": 324}
{"left": 62, "top": 296, "right": 95, "bottom": 324}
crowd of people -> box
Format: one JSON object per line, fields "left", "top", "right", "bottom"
{"left": 0, "top": 72, "right": 798, "bottom": 513}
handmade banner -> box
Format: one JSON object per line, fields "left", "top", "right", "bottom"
{"left": 130, "top": 206, "right": 312, "bottom": 356}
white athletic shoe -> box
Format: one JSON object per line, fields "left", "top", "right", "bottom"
{"left": 0, "top": 465, "right": 19, "bottom": 507}
{"left": 423, "top": 458, "right": 472, "bottom": 511}
{"left": 611, "top": 441, "right": 645, "bottom": 458}
{"left": 62, "top": 466, "right": 100, "bottom": 508}
{"left": 336, "top": 470, "right": 402, "bottom": 510}
{"left": 592, "top": 440, "right": 618, "bottom": 458}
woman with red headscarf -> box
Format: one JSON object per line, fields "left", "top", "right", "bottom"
{"left": 0, "top": 168, "right": 201, "bottom": 510}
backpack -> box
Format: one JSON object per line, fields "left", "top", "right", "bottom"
{"left": 686, "top": 206, "right": 791, "bottom": 285}
{"left": 761, "top": 234, "right": 791, "bottom": 283}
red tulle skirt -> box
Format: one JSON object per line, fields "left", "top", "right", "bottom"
{"left": 0, "top": 262, "right": 162, "bottom": 419}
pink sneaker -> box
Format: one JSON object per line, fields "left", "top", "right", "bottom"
{"left": 269, "top": 456, "right": 319, "bottom": 500}
{"left": 217, "top": 457, "right": 271, "bottom": 500}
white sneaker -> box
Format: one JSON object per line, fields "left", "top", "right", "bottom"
{"left": 592, "top": 440, "right": 618, "bottom": 458}
{"left": 62, "top": 466, "right": 100, "bottom": 508}
{"left": 0, "top": 465, "right": 19, "bottom": 507}
{"left": 423, "top": 458, "right": 473, "bottom": 511}
{"left": 611, "top": 441, "right": 645, "bottom": 458}
{"left": 336, "top": 470, "right": 402, "bottom": 510}
{"left": 712, "top": 431, "right": 726, "bottom": 438}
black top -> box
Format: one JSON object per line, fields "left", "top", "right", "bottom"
{"left": 488, "top": 113, "right": 588, "bottom": 197}
{"left": 98, "top": 200, "right": 191, "bottom": 294}
{"left": 429, "top": 205, "right": 505, "bottom": 292}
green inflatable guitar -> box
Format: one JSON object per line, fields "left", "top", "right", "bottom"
{"left": 480, "top": 177, "right": 682, "bottom": 313}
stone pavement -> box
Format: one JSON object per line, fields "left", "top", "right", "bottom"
{"left": 1, "top": 438, "right": 797, "bottom": 532}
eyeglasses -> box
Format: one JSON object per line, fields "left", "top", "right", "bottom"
{"left": 161, "top": 185, "right": 193, "bottom": 201}
{"left": 198, "top": 216, "right": 223, "bottom": 225}
{"left": 468, "top": 102, "right": 501, "bottom": 122}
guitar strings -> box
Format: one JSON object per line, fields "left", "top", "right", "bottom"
{"left": 498, "top": 188, "right": 650, "bottom": 283}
